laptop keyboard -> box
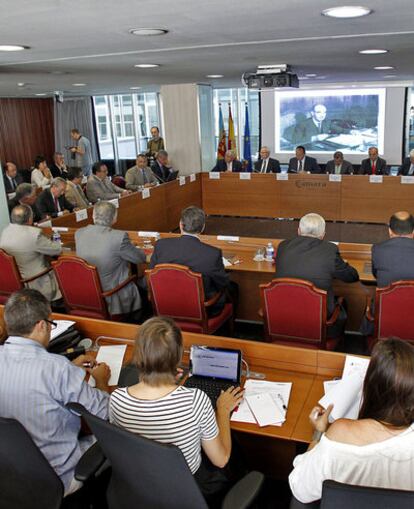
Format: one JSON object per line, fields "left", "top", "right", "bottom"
{"left": 184, "top": 376, "right": 236, "bottom": 408}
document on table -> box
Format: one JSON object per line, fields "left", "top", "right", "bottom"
{"left": 231, "top": 379, "right": 292, "bottom": 427}
{"left": 89, "top": 345, "right": 127, "bottom": 387}
{"left": 50, "top": 320, "right": 76, "bottom": 340}
{"left": 222, "top": 257, "right": 232, "bottom": 267}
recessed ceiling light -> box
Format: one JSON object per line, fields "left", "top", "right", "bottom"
{"left": 72, "top": 83, "right": 87, "bottom": 86}
{"left": 17, "top": 82, "right": 25, "bottom": 87}
{"left": 384, "top": 74, "right": 397, "bottom": 78}
{"left": 35, "top": 93, "right": 47, "bottom": 96}
{"left": 374, "top": 66, "right": 394, "bottom": 70}
{"left": 130, "top": 86, "right": 141, "bottom": 90}
{"left": 322, "top": 6, "right": 372, "bottom": 18}
{"left": 306, "top": 73, "right": 317, "bottom": 77}
{"left": 206, "top": 74, "right": 224, "bottom": 78}
{"left": 134, "top": 63, "right": 160, "bottom": 68}
{"left": 359, "top": 48, "right": 389, "bottom": 55}
{"left": 0, "top": 44, "right": 28, "bottom": 51}
{"left": 129, "top": 28, "right": 168, "bottom": 36}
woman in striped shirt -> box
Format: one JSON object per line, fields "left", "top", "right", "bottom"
{"left": 109, "top": 317, "right": 243, "bottom": 495}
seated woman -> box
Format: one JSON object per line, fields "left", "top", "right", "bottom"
{"left": 109, "top": 316, "right": 243, "bottom": 496}
{"left": 289, "top": 338, "right": 414, "bottom": 505}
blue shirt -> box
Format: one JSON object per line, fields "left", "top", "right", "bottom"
{"left": 0, "top": 336, "right": 109, "bottom": 490}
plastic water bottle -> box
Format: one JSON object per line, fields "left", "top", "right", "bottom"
{"left": 52, "top": 230, "right": 61, "bottom": 244}
{"left": 265, "top": 242, "right": 274, "bottom": 262}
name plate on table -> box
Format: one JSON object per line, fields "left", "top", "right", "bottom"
{"left": 329, "top": 174, "right": 342, "bottom": 182}
{"left": 239, "top": 173, "right": 251, "bottom": 180}
{"left": 277, "top": 173, "right": 288, "bottom": 181}
{"left": 209, "top": 172, "right": 220, "bottom": 179}
{"left": 369, "top": 175, "right": 383, "bottom": 183}
{"left": 142, "top": 188, "right": 150, "bottom": 199}
{"left": 75, "top": 209, "right": 88, "bottom": 222}
{"left": 109, "top": 198, "right": 119, "bottom": 208}
{"left": 138, "top": 231, "right": 159, "bottom": 238}
{"left": 217, "top": 235, "right": 240, "bottom": 242}
{"left": 52, "top": 227, "right": 68, "bottom": 232}
{"left": 190, "top": 173, "right": 196, "bottom": 182}
{"left": 179, "top": 176, "right": 186, "bottom": 186}
{"left": 401, "top": 176, "right": 414, "bottom": 184}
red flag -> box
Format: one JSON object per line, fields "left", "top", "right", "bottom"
{"left": 217, "top": 104, "right": 226, "bottom": 160}
{"left": 227, "top": 104, "right": 237, "bottom": 157}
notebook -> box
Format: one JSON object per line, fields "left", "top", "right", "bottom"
{"left": 184, "top": 345, "right": 242, "bottom": 407}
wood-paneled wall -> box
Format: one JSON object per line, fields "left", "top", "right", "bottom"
{"left": 0, "top": 98, "right": 54, "bottom": 169}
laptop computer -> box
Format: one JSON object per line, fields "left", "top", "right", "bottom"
{"left": 166, "top": 170, "right": 179, "bottom": 182}
{"left": 183, "top": 345, "right": 242, "bottom": 407}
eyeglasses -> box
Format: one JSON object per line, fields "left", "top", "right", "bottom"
{"left": 44, "top": 319, "right": 57, "bottom": 330}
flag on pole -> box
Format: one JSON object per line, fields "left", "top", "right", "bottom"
{"left": 227, "top": 104, "right": 238, "bottom": 157}
{"left": 217, "top": 103, "right": 226, "bottom": 160}
{"left": 243, "top": 103, "right": 252, "bottom": 172}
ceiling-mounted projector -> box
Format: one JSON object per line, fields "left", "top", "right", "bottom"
{"left": 242, "top": 64, "right": 299, "bottom": 89}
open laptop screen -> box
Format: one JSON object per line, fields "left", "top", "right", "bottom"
{"left": 189, "top": 346, "right": 242, "bottom": 383}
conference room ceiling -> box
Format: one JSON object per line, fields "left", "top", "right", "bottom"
{"left": 0, "top": 0, "right": 413, "bottom": 97}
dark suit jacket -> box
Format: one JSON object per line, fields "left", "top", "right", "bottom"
{"left": 325, "top": 159, "right": 354, "bottom": 175}
{"left": 372, "top": 237, "right": 414, "bottom": 288}
{"left": 398, "top": 157, "right": 414, "bottom": 176}
{"left": 149, "top": 234, "right": 229, "bottom": 299}
{"left": 288, "top": 156, "right": 320, "bottom": 174}
{"left": 359, "top": 157, "right": 387, "bottom": 175}
{"left": 275, "top": 236, "right": 359, "bottom": 314}
{"left": 3, "top": 173, "right": 23, "bottom": 194}
{"left": 49, "top": 163, "right": 68, "bottom": 179}
{"left": 151, "top": 161, "right": 173, "bottom": 183}
{"left": 288, "top": 117, "right": 331, "bottom": 145}
{"left": 254, "top": 158, "right": 281, "bottom": 173}
{"left": 35, "top": 188, "right": 74, "bottom": 219}
{"left": 211, "top": 159, "right": 243, "bottom": 172}
{"left": 8, "top": 197, "right": 42, "bottom": 223}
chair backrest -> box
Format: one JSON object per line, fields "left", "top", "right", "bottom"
{"left": 0, "top": 249, "right": 24, "bottom": 304}
{"left": 0, "top": 417, "right": 63, "bottom": 509}
{"left": 71, "top": 405, "right": 207, "bottom": 509}
{"left": 260, "top": 278, "right": 327, "bottom": 348}
{"left": 52, "top": 255, "right": 110, "bottom": 319}
{"left": 321, "top": 480, "right": 414, "bottom": 509}
{"left": 375, "top": 281, "right": 414, "bottom": 340}
{"left": 146, "top": 264, "right": 208, "bottom": 324}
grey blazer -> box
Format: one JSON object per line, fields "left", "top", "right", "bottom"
{"left": 0, "top": 223, "right": 62, "bottom": 301}
{"left": 75, "top": 224, "right": 146, "bottom": 315}
{"left": 325, "top": 159, "right": 354, "bottom": 174}
{"left": 86, "top": 175, "right": 124, "bottom": 203}
{"left": 125, "top": 166, "right": 157, "bottom": 191}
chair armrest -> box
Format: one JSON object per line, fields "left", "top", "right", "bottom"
{"left": 102, "top": 274, "right": 138, "bottom": 297}
{"left": 204, "top": 290, "right": 224, "bottom": 308}
{"left": 74, "top": 442, "right": 106, "bottom": 482}
{"left": 222, "top": 471, "right": 264, "bottom": 509}
{"left": 21, "top": 267, "right": 53, "bottom": 283}
{"left": 365, "top": 295, "right": 374, "bottom": 322}
{"left": 326, "top": 297, "right": 344, "bottom": 326}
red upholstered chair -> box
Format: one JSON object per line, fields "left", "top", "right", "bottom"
{"left": 365, "top": 280, "right": 414, "bottom": 352}
{"left": 0, "top": 249, "right": 53, "bottom": 304}
{"left": 146, "top": 264, "right": 233, "bottom": 334}
{"left": 52, "top": 255, "right": 137, "bottom": 320}
{"left": 259, "top": 278, "right": 343, "bottom": 350}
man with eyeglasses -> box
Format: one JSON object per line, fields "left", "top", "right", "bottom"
{"left": 0, "top": 289, "right": 111, "bottom": 496}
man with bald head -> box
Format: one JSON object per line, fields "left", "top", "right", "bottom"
{"left": 359, "top": 147, "right": 387, "bottom": 175}
{"left": 372, "top": 211, "right": 414, "bottom": 287}
{"left": 254, "top": 147, "right": 281, "bottom": 173}
{"left": 3, "top": 162, "right": 23, "bottom": 196}
{"left": 211, "top": 150, "right": 243, "bottom": 172}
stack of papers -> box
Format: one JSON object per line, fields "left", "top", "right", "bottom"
{"left": 319, "top": 355, "right": 370, "bottom": 421}
{"left": 50, "top": 320, "right": 76, "bottom": 341}
{"left": 231, "top": 380, "right": 292, "bottom": 427}
{"left": 89, "top": 345, "right": 127, "bottom": 387}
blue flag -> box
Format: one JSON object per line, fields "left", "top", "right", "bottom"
{"left": 243, "top": 103, "right": 252, "bottom": 172}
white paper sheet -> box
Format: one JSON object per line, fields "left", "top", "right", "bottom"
{"left": 142, "top": 188, "right": 150, "bottom": 199}
{"left": 209, "top": 172, "right": 220, "bottom": 179}
{"left": 329, "top": 174, "right": 342, "bottom": 182}
{"left": 50, "top": 320, "right": 76, "bottom": 340}
{"left": 246, "top": 392, "right": 285, "bottom": 427}
{"left": 179, "top": 176, "right": 186, "bottom": 186}
{"left": 217, "top": 235, "right": 240, "bottom": 242}
{"left": 342, "top": 355, "right": 370, "bottom": 379}
{"left": 319, "top": 373, "right": 363, "bottom": 422}
{"left": 89, "top": 345, "right": 127, "bottom": 387}
{"left": 239, "top": 173, "right": 251, "bottom": 180}
{"left": 190, "top": 174, "right": 196, "bottom": 182}
{"left": 222, "top": 257, "right": 232, "bottom": 267}
{"left": 75, "top": 209, "right": 88, "bottom": 222}
{"left": 277, "top": 173, "right": 288, "bottom": 180}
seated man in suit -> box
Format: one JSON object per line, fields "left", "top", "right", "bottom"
{"left": 125, "top": 154, "right": 158, "bottom": 191}
{"left": 75, "top": 201, "right": 146, "bottom": 319}
{"left": 3, "top": 161, "right": 23, "bottom": 197}
{"left": 65, "top": 167, "right": 90, "bottom": 209}
{"left": 8, "top": 183, "right": 42, "bottom": 223}
{"left": 35, "top": 177, "right": 74, "bottom": 220}
{"left": 0, "top": 288, "right": 110, "bottom": 496}
{"left": 0, "top": 204, "right": 62, "bottom": 302}
{"left": 372, "top": 211, "right": 414, "bottom": 287}
{"left": 254, "top": 146, "right": 281, "bottom": 173}
{"left": 151, "top": 150, "right": 177, "bottom": 183}
{"left": 398, "top": 149, "right": 414, "bottom": 176}
{"left": 287, "top": 103, "right": 331, "bottom": 147}
{"left": 359, "top": 147, "right": 387, "bottom": 175}
{"left": 49, "top": 152, "right": 68, "bottom": 179}
{"left": 211, "top": 150, "right": 243, "bottom": 172}
{"left": 150, "top": 206, "right": 234, "bottom": 315}
{"left": 86, "top": 161, "right": 130, "bottom": 203}
{"left": 325, "top": 151, "right": 354, "bottom": 175}
{"left": 288, "top": 146, "right": 320, "bottom": 174}
{"left": 275, "top": 213, "right": 359, "bottom": 336}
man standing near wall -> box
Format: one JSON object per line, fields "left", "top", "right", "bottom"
{"left": 70, "top": 128, "right": 93, "bottom": 177}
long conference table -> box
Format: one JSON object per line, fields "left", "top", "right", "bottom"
{"left": 0, "top": 306, "right": 353, "bottom": 478}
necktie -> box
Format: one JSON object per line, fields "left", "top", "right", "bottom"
{"left": 372, "top": 162, "right": 376, "bottom": 175}
{"left": 10, "top": 177, "right": 16, "bottom": 190}
{"left": 335, "top": 165, "right": 341, "bottom": 175}
{"left": 261, "top": 160, "right": 267, "bottom": 173}
{"left": 54, "top": 196, "right": 59, "bottom": 212}
{"left": 318, "top": 122, "right": 322, "bottom": 133}
{"left": 299, "top": 160, "right": 303, "bottom": 172}
{"left": 142, "top": 169, "right": 147, "bottom": 185}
